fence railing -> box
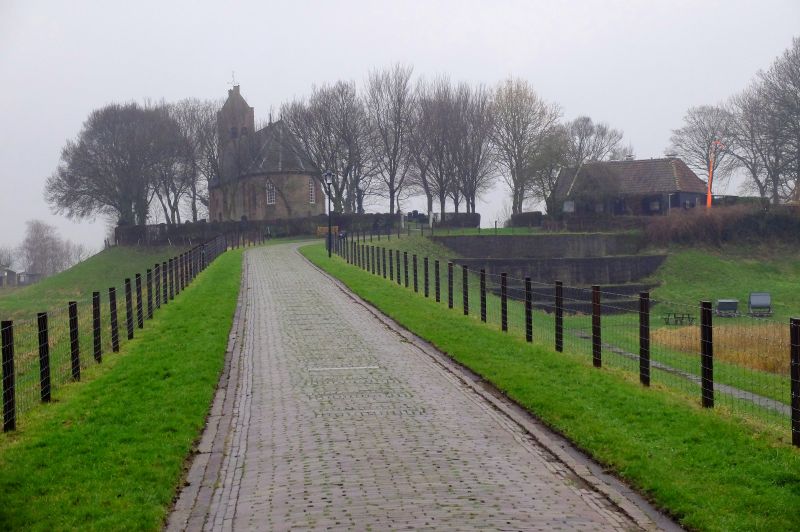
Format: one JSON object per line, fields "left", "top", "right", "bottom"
{"left": 330, "top": 237, "right": 800, "bottom": 448}
{"left": 0, "top": 235, "right": 230, "bottom": 432}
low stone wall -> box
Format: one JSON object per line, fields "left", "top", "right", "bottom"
{"left": 453, "top": 255, "right": 666, "bottom": 285}
{"left": 433, "top": 233, "right": 644, "bottom": 259}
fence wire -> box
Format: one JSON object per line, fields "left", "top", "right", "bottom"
{"left": 0, "top": 235, "right": 227, "bottom": 431}
{"left": 333, "top": 238, "right": 797, "bottom": 442}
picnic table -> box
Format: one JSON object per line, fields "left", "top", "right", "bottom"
{"left": 662, "top": 312, "right": 695, "bottom": 325}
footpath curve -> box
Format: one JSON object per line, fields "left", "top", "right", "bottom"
{"left": 168, "top": 242, "right": 677, "bottom": 531}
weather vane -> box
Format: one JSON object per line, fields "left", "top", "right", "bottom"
{"left": 229, "top": 71, "right": 237, "bottom": 87}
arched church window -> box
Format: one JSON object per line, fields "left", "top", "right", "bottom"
{"left": 266, "top": 181, "right": 276, "bottom": 205}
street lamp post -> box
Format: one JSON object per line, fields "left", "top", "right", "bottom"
{"left": 322, "top": 171, "right": 334, "bottom": 258}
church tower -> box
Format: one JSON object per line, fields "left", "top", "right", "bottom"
{"left": 217, "top": 85, "right": 255, "bottom": 147}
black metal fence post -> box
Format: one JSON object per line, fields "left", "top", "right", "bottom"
{"left": 68, "top": 301, "right": 80, "bottom": 381}
{"left": 592, "top": 285, "right": 602, "bottom": 368}
{"left": 435, "top": 260, "right": 441, "bottom": 302}
{"left": 413, "top": 255, "right": 418, "bottom": 293}
{"left": 396, "top": 251, "right": 401, "bottom": 285}
{"left": 146, "top": 269, "right": 153, "bottom": 319}
{"left": 109, "top": 287, "right": 120, "bottom": 352}
{"left": 525, "top": 278, "right": 532, "bottom": 342}
{"left": 424, "top": 257, "right": 429, "bottom": 298}
{"left": 135, "top": 273, "right": 144, "bottom": 329}
{"left": 37, "top": 312, "right": 51, "bottom": 402}
{"left": 480, "top": 269, "right": 487, "bottom": 322}
{"left": 791, "top": 317, "right": 800, "bottom": 447}
{"left": 125, "top": 278, "right": 134, "bottom": 340}
{"left": 372, "top": 246, "right": 377, "bottom": 275}
{"left": 1, "top": 320, "right": 15, "bottom": 432}
{"left": 168, "top": 259, "right": 175, "bottom": 300}
{"left": 382, "top": 248, "right": 387, "bottom": 278}
{"left": 447, "top": 262, "right": 454, "bottom": 309}
{"left": 154, "top": 263, "right": 161, "bottom": 310}
{"left": 640, "top": 292, "right": 650, "bottom": 386}
{"left": 555, "top": 281, "right": 563, "bottom": 352}
{"left": 389, "top": 249, "right": 394, "bottom": 280}
{"left": 501, "top": 273, "right": 508, "bottom": 332}
{"left": 700, "top": 300, "right": 714, "bottom": 408}
{"left": 403, "top": 252, "right": 409, "bottom": 288}
{"left": 92, "top": 291, "right": 102, "bottom": 363}
{"left": 162, "top": 261, "right": 168, "bottom": 304}
{"left": 462, "top": 265, "right": 469, "bottom": 315}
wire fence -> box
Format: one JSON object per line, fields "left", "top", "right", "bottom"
{"left": 0, "top": 234, "right": 230, "bottom": 432}
{"left": 331, "top": 235, "right": 800, "bottom": 447}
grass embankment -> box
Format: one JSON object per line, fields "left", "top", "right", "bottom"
{"left": 0, "top": 249, "right": 242, "bottom": 531}
{"left": 303, "top": 242, "right": 800, "bottom": 532}
{"left": 0, "top": 246, "right": 186, "bottom": 321}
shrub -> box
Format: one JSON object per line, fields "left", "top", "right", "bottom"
{"left": 509, "top": 212, "right": 543, "bottom": 227}
{"left": 436, "top": 212, "right": 480, "bottom": 228}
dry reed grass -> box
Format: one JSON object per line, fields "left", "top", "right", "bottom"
{"left": 652, "top": 322, "right": 789, "bottom": 375}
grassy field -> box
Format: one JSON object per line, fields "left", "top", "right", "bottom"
{"left": 0, "top": 246, "right": 187, "bottom": 321}
{"left": 303, "top": 241, "right": 800, "bottom": 532}
{"left": 0, "top": 249, "right": 242, "bottom": 531}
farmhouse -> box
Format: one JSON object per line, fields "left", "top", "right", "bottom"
{"left": 208, "top": 86, "right": 325, "bottom": 222}
{"left": 0, "top": 266, "right": 16, "bottom": 288}
{"left": 552, "top": 157, "right": 708, "bottom": 216}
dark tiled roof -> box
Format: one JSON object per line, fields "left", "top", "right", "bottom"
{"left": 245, "top": 120, "right": 317, "bottom": 176}
{"left": 554, "top": 158, "right": 707, "bottom": 200}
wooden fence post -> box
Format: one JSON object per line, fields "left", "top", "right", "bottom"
{"left": 701, "top": 300, "right": 714, "bottom": 408}
{"left": 555, "top": 281, "right": 563, "bottom": 352}
{"left": 592, "top": 285, "right": 601, "bottom": 368}
{"left": 109, "top": 287, "right": 120, "bottom": 352}
{"left": 37, "top": 313, "right": 51, "bottom": 402}
{"left": 68, "top": 301, "right": 80, "bottom": 381}
{"left": 640, "top": 292, "right": 650, "bottom": 386}
{"left": 92, "top": 291, "right": 102, "bottom": 363}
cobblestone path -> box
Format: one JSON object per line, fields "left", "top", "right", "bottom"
{"left": 169, "top": 243, "right": 662, "bottom": 531}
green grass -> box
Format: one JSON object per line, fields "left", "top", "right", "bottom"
{"left": 0, "top": 249, "right": 243, "bottom": 531}
{"left": 650, "top": 245, "right": 800, "bottom": 320}
{"left": 0, "top": 246, "right": 187, "bottom": 321}
{"left": 304, "top": 242, "right": 800, "bottom": 532}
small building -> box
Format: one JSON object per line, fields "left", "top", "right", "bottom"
{"left": 208, "top": 85, "right": 325, "bottom": 223}
{"left": 0, "top": 266, "right": 16, "bottom": 288}
{"left": 16, "top": 272, "right": 42, "bottom": 286}
{"left": 552, "top": 157, "right": 708, "bottom": 216}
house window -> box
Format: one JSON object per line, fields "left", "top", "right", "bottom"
{"left": 266, "top": 182, "right": 276, "bottom": 205}
{"left": 308, "top": 178, "right": 316, "bottom": 204}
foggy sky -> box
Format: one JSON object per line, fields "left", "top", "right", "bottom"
{"left": 1, "top": 0, "right": 798, "bottom": 250}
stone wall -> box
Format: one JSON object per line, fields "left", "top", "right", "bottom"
{"left": 433, "top": 233, "right": 644, "bottom": 259}
{"left": 209, "top": 173, "right": 325, "bottom": 222}
{"left": 453, "top": 255, "right": 666, "bottom": 285}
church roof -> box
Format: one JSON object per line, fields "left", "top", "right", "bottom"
{"left": 553, "top": 157, "right": 707, "bottom": 200}
{"left": 246, "top": 120, "right": 317, "bottom": 176}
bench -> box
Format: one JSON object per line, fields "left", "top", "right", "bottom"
{"left": 662, "top": 312, "right": 695, "bottom": 325}
{"left": 715, "top": 299, "right": 739, "bottom": 317}
{"left": 748, "top": 292, "right": 773, "bottom": 317}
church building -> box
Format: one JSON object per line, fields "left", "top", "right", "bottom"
{"left": 208, "top": 86, "right": 324, "bottom": 222}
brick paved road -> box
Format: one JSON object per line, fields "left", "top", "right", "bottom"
{"left": 169, "top": 243, "right": 663, "bottom": 531}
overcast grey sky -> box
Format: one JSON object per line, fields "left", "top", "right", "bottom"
{"left": 1, "top": 0, "right": 798, "bottom": 249}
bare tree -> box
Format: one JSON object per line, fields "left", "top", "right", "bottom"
{"left": 669, "top": 105, "right": 736, "bottom": 190}
{"left": 46, "top": 102, "right": 171, "bottom": 225}
{"left": 17, "top": 220, "right": 72, "bottom": 277}
{"left": 759, "top": 37, "right": 800, "bottom": 201}
{"left": 415, "top": 77, "right": 457, "bottom": 219}
{"left": 282, "top": 81, "right": 374, "bottom": 213}
{"left": 564, "top": 116, "right": 624, "bottom": 167}
{"left": 526, "top": 125, "right": 569, "bottom": 214}
{"left": 0, "top": 246, "right": 14, "bottom": 269}
{"left": 365, "top": 64, "right": 414, "bottom": 214}
{"left": 450, "top": 83, "right": 496, "bottom": 213}
{"left": 491, "top": 78, "right": 561, "bottom": 214}
{"left": 406, "top": 82, "right": 435, "bottom": 219}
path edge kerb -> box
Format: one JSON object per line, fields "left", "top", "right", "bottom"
{"left": 300, "top": 245, "right": 678, "bottom": 532}
{"left": 165, "top": 253, "right": 248, "bottom": 531}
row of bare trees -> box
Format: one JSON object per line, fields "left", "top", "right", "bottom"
{"left": 281, "top": 66, "right": 630, "bottom": 217}
{"left": 669, "top": 37, "right": 800, "bottom": 204}
{"left": 46, "top": 99, "right": 221, "bottom": 226}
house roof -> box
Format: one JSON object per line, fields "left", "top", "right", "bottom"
{"left": 554, "top": 157, "right": 707, "bottom": 200}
